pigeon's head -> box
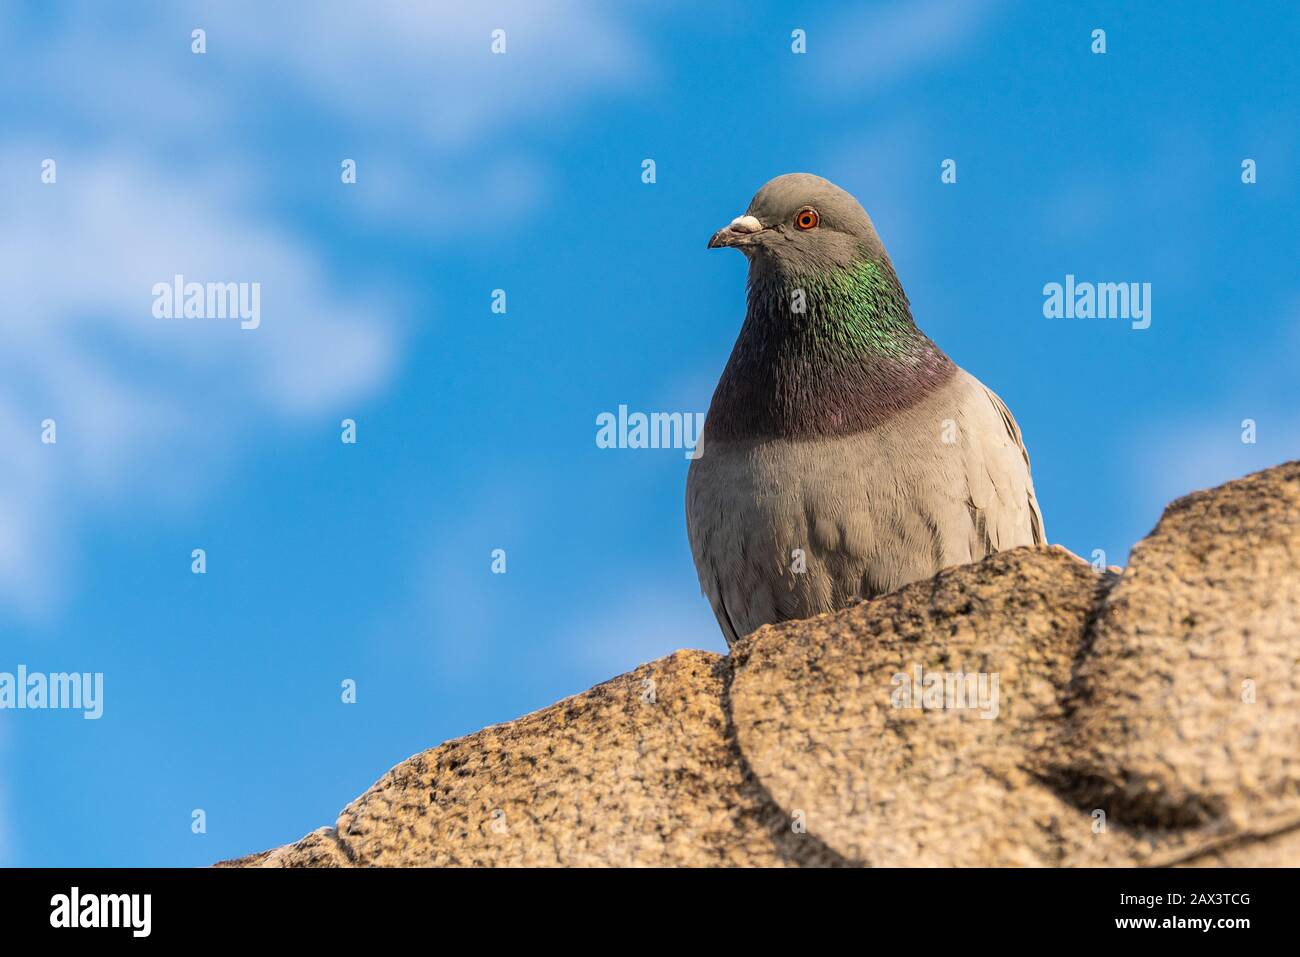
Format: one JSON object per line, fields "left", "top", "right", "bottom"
{"left": 708, "top": 173, "right": 886, "bottom": 274}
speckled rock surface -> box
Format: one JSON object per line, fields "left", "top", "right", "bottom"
{"left": 221, "top": 462, "right": 1300, "bottom": 868}
{"left": 728, "top": 545, "right": 1107, "bottom": 866}
{"left": 1061, "top": 461, "right": 1300, "bottom": 856}
{"left": 215, "top": 826, "right": 352, "bottom": 868}
{"left": 222, "top": 650, "right": 841, "bottom": 867}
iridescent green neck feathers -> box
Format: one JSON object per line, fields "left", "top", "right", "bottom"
{"left": 704, "top": 258, "right": 955, "bottom": 442}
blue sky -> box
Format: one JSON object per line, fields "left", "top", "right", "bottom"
{"left": 1, "top": 0, "right": 1297, "bottom": 866}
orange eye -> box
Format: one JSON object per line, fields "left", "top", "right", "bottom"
{"left": 795, "top": 208, "right": 819, "bottom": 230}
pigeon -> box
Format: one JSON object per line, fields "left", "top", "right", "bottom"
{"left": 686, "top": 173, "right": 1045, "bottom": 647}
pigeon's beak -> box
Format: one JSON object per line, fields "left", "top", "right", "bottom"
{"left": 708, "top": 214, "right": 764, "bottom": 249}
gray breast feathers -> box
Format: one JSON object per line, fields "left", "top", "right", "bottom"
{"left": 686, "top": 369, "right": 1045, "bottom": 646}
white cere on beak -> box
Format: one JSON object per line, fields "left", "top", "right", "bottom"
{"left": 728, "top": 215, "right": 762, "bottom": 233}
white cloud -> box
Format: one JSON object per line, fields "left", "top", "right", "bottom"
{"left": 206, "top": 1, "right": 647, "bottom": 148}
{"left": 0, "top": 149, "right": 397, "bottom": 615}
{"left": 812, "top": 0, "right": 1003, "bottom": 91}
{"left": 0, "top": 730, "right": 9, "bottom": 866}
{"left": 0, "top": 2, "right": 651, "bottom": 230}
{"left": 559, "top": 576, "right": 726, "bottom": 678}
{"left": 1138, "top": 415, "right": 1300, "bottom": 510}
{"left": 1135, "top": 300, "right": 1300, "bottom": 507}
{"left": 201, "top": 1, "right": 651, "bottom": 228}
{"left": 821, "top": 116, "right": 932, "bottom": 268}
{"left": 0, "top": 0, "right": 657, "bottom": 615}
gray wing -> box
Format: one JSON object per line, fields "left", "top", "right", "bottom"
{"left": 691, "top": 447, "right": 754, "bottom": 647}
{"left": 964, "top": 381, "right": 1046, "bottom": 555}
{"left": 685, "top": 455, "right": 744, "bottom": 647}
